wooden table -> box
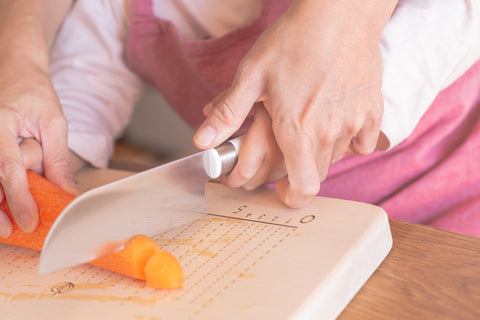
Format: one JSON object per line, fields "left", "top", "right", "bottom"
{"left": 339, "top": 220, "right": 480, "bottom": 319}
{"left": 76, "top": 168, "right": 480, "bottom": 319}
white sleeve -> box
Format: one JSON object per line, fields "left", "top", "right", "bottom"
{"left": 380, "top": 0, "right": 480, "bottom": 148}
{"left": 49, "top": 0, "right": 144, "bottom": 168}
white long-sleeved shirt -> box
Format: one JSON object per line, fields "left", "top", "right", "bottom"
{"left": 49, "top": 0, "right": 480, "bottom": 167}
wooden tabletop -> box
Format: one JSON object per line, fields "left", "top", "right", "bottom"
{"left": 339, "top": 220, "right": 480, "bottom": 319}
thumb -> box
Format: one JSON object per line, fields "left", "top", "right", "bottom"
{"left": 193, "top": 74, "right": 261, "bottom": 149}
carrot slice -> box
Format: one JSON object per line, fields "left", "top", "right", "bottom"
{"left": 145, "top": 250, "right": 184, "bottom": 289}
{"left": 0, "top": 171, "right": 184, "bottom": 289}
{"left": 90, "top": 234, "right": 158, "bottom": 280}
{"left": 91, "top": 236, "right": 184, "bottom": 289}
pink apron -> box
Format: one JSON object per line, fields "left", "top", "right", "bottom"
{"left": 126, "top": 0, "right": 480, "bottom": 236}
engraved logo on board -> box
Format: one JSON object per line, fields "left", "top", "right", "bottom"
{"left": 51, "top": 282, "right": 75, "bottom": 295}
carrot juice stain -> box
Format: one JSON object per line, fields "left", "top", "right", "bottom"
{"left": 0, "top": 281, "right": 157, "bottom": 306}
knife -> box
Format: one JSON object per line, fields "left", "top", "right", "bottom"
{"left": 39, "top": 136, "right": 243, "bottom": 274}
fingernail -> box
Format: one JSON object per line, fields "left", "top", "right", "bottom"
{"left": 18, "top": 213, "right": 36, "bottom": 233}
{"left": 0, "top": 223, "right": 11, "bottom": 238}
{"left": 195, "top": 125, "right": 216, "bottom": 148}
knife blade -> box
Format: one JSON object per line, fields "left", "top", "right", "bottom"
{"left": 38, "top": 137, "right": 243, "bottom": 274}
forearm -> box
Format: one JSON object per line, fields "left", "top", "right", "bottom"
{"left": 287, "top": 0, "right": 398, "bottom": 45}
{"left": 0, "top": 0, "right": 72, "bottom": 69}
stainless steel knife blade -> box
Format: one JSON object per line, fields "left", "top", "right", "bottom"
{"left": 39, "top": 137, "right": 242, "bottom": 274}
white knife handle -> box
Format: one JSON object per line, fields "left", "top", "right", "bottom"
{"left": 204, "top": 135, "right": 245, "bottom": 179}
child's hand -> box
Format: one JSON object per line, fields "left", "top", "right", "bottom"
{"left": 0, "top": 57, "right": 78, "bottom": 238}
{"left": 194, "top": 0, "right": 395, "bottom": 208}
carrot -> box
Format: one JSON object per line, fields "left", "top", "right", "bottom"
{"left": 144, "top": 249, "right": 183, "bottom": 289}
{"left": 0, "top": 171, "right": 183, "bottom": 289}
{"left": 91, "top": 235, "right": 184, "bottom": 289}
{"left": 0, "top": 170, "right": 76, "bottom": 251}
{"left": 90, "top": 234, "right": 158, "bottom": 280}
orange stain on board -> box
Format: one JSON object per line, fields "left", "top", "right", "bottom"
{"left": 73, "top": 281, "right": 117, "bottom": 290}
{"left": 238, "top": 272, "right": 256, "bottom": 279}
{"left": 155, "top": 238, "right": 200, "bottom": 247}
{"left": 0, "top": 291, "right": 157, "bottom": 306}
{"left": 214, "top": 237, "right": 232, "bottom": 244}
{"left": 191, "top": 248, "right": 217, "bottom": 258}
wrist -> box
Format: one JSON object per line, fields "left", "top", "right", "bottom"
{"left": 0, "top": 45, "right": 49, "bottom": 75}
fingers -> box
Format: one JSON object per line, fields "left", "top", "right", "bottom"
{"left": 0, "top": 128, "right": 38, "bottom": 234}
{"left": 274, "top": 131, "right": 321, "bottom": 208}
{"left": 350, "top": 98, "right": 383, "bottom": 155}
{"left": 224, "top": 105, "right": 285, "bottom": 191}
{"left": 193, "top": 64, "right": 263, "bottom": 150}
{"left": 0, "top": 210, "right": 12, "bottom": 238}
{"left": 19, "top": 138, "right": 44, "bottom": 174}
{"left": 0, "top": 184, "right": 12, "bottom": 238}
{"left": 40, "top": 116, "right": 78, "bottom": 195}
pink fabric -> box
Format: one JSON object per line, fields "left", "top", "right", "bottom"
{"left": 127, "top": 0, "right": 286, "bottom": 129}
{"left": 127, "top": 0, "right": 480, "bottom": 236}
{"left": 321, "top": 62, "right": 480, "bottom": 237}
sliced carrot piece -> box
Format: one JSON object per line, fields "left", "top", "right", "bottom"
{"left": 145, "top": 249, "right": 184, "bottom": 289}
{"left": 90, "top": 235, "right": 158, "bottom": 280}
{"left": 0, "top": 171, "right": 184, "bottom": 289}
{"left": 91, "top": 237, "right": 184, "bottom": 289}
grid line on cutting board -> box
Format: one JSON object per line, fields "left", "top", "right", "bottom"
{"left": 152, "top": 213, "right": 293, "bottom": 311}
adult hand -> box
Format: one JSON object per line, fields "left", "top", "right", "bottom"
{"left": 0, "top": 57, "right": 77, "bottom": 238}
{"left": 194, "top": 0, "right": 395, "bottom": 208}
{"left": 0, "top": 0, "right": 75, "bottom": 237}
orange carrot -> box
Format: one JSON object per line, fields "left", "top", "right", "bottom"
{"left": 92, "top": 235, "right": 184, "bottom": 289}
{"left": 90, "top": 234, "right": 158, "bottom": 280}
{"left": 0, "top": 170, "right": 76, "bottom": 251}
{"left": 145, "top": 249, "right": 184, "bottom": 289}
{"left": 0, "top": 171, "right": 183, "bottom": 289}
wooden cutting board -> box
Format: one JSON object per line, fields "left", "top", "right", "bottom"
{"left": 0, "top": 169, "right": 392, "bottom": 319}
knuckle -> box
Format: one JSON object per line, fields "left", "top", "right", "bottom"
{"left": 45, "top": 153, "right": 73, "bottom": 171}
{"left": 316, "top": 127, "right": 336, "bottom": 147}
{"left": 0, "top": 157, "right": 22, "bottom": 184}
{"left": 236, "top": 164, "right": 255, "bottom": 183}
{"left": 43, "top": 114, "right": 68, "bottom": 135}
{"left": 348, "top": 116, "right": 364, "bottom": 136}
{"left": 0, "top": 106, "right": 20, "bottom": 127}
{"left": 273, "top": 117, "right": 314, "bottom": 146}
{"left": 211, "top": 96, "right": 239, "bottom": 128}
{"left": 237, "top": 60, "right": 260, "bottom": 86}
{"left": 354, "top": 141, "right": 376, "bottom": 155}
{"left": 368, "top": 100, "right": 383, "bottom": 125}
